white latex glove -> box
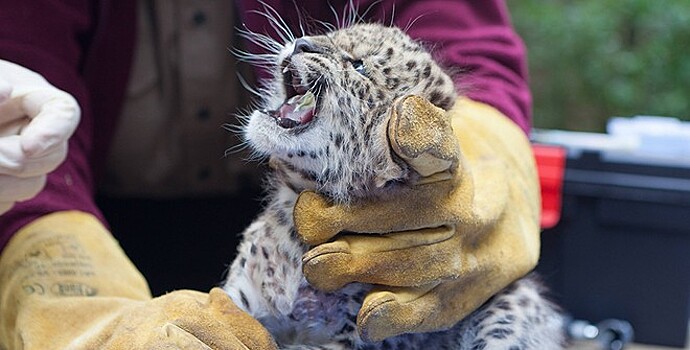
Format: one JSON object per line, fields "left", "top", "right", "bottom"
{"left": 0, "top": 60, "right": 80, "bottom": 214}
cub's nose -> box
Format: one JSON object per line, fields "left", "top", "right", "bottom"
{"left": 292, "top": 38, "right": 320, "bottom": 55}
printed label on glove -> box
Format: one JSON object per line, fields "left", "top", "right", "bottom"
{"left": 7, "top": 232, "right": 98, "bottom": 297}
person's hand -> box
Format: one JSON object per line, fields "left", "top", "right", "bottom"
{"left": 0, "top": 60, "right": 80, "bottom": 214}
{"left": 0, "top": 211, "right": 278, "bottom": 349}
{"left": 293, "top": 96, "right": 540, "bottom": 342}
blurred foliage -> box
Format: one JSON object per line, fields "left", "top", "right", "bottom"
{"left": 507, "top": 0, "right": 690, "bottom": 131}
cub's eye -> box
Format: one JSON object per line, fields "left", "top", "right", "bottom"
{"left": 351, "top": 59, "right": 366, "bottom": 76}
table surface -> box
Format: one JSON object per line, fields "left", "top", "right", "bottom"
{"left": 569, "top": 340, "right": 689, "bottom": 350}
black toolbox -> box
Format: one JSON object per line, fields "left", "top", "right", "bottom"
{"left": 536, "top": 145, "right": 690, "bottom": 348}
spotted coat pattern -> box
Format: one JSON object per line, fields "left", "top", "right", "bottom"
{"left": 223, "top": 23, "right": 565, "bottom": 349}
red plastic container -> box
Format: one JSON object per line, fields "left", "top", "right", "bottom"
{"left": 532, "top": 144, "right": 566, "bottom": 229}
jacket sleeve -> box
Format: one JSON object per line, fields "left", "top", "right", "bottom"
{"left": 238, "top": 0, "right": 531, "bottom": 133}
{"left": 0, "top": 1, "right": 136, "bottom": 250}
{"left": 380, "top": 0, "right": 532, "bottom": 133}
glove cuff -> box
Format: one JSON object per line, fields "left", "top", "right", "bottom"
{"left": 0, "top": 211, "right": 151, "bottom": 347}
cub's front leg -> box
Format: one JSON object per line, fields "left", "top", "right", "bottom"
{"left": 223, "top": 210, "right": 306, "bottom": 321}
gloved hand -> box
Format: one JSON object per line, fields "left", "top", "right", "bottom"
{"left": 294, "top": 96, "right": 540, "bottom": 342}
{"left": 0, "top": 211, "right": 278, "bottom": 350}
{"left": 0, "top": 59, "right": 80, "bottom": 215}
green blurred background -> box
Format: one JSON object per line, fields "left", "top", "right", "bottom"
{"left": 507, "top": 0, "right": 690, "bottom": 132}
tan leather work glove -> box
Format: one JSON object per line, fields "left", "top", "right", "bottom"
{"left": 293, "top": 96, "right": 540, "bottom": 342}
{"left": 0, "top": 211, "right": 278, "bottom": 350}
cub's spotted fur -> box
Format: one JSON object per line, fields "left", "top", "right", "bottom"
{"left": 223, "top": 21, "right": 565, "bottom": 349}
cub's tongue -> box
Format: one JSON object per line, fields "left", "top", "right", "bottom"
{"left": 277, "top": 91, "right": 316, "bottom": 128}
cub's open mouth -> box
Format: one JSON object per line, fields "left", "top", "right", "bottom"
{"left": 264, "top": 63, "right": 318, "bottom": 129}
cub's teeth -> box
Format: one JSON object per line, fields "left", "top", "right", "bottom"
{"left": 283, "top": 66, "right": 289, "bottom": 73}
{"left": 286, "top": 91, "right": 316, "bottom": 111}
{"left": 295, "top": 91, "right": 315, "bottom": 111}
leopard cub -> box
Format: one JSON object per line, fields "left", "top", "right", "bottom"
{"left": 223, "top": 22, "right": 564, "bottom": 350}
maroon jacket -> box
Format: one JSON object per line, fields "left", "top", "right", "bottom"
{"left": 0, "top": 0, "right": 530, "bottom": 250}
